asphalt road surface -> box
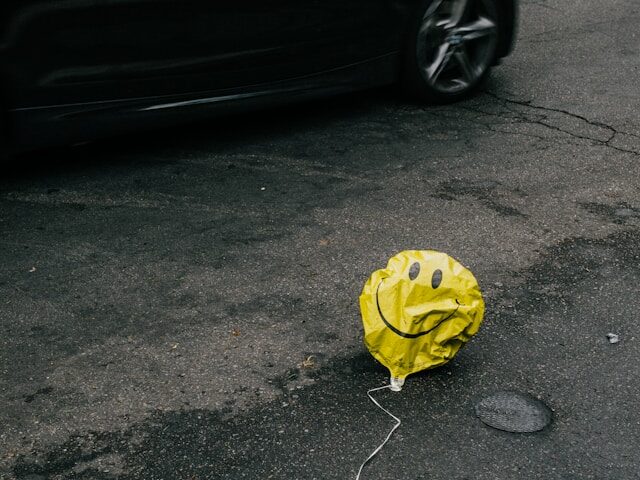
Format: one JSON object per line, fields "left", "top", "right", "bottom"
{"left": 2, "top": 0, "right": 640, "bottom": 478}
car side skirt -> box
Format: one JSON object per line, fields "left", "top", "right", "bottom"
{"left": 9, "top": 52, "right": 398, "bottom": 151}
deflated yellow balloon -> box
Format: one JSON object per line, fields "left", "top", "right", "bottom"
{"left": 360, "top": 250, "right": 484, "bottom": 385}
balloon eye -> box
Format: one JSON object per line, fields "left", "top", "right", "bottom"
{"left": 431, "top": 269, "right": 443, "bottom": 289}
{"left": 408, "top": 262, "right": 420, "bottom": 280}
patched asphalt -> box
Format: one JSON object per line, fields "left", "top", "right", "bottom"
{"left": 2, "top": 0, "right": 640, "bottom": 479}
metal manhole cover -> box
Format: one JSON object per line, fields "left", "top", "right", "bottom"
{"left": 475, "top": 391, "right": 552, "bottom": 433}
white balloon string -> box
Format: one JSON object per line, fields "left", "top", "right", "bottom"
{"left": 355, "top": 385, "right": 402, "bottom": 480}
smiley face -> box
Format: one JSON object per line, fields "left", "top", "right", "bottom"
{"left": 375, "top": 262, "right": 462, "bottom": 338}
{"left": 360, "top": 250, "right": 485, "bottom": 380}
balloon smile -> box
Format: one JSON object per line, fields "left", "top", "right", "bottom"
{"left": 376, "top": 279, "right": 461, "bottom": 338}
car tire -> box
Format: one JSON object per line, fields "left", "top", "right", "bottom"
{"left": 402, "top": 0, "right": 500, "bottom": 103}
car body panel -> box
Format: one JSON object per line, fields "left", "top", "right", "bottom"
{"left": 1, "top": 0, "right": 400, "bottom": 107}
{"left": 0, "top": 0, "right": 517, "bottom": 150}
{"left": 10, "top": 53, "right": 398, "bottom": 148}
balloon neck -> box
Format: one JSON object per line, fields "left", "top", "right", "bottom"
{"left": 389, "top": 376, "right": 405, "bottom": 392}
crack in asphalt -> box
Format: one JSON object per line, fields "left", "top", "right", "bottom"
{"left": 457, "top": 106, "right": 556, "bottom": 145}
{"left": 485, "top": 92, "right": 640, "bottom": 156}
{"left": 418, "top": 106, "right": 553, "bottom": 149}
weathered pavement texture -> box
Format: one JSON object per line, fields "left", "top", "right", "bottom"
{"left": 1, "top": 0, "right": 639, "bottom": 478}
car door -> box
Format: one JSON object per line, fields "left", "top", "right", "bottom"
{"left": 0, "top": 0, "right": 399, "bottom": 110}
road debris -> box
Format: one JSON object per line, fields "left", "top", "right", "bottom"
{"left": 300, "top": 356, "right": 315, "bottom": 369}
{"left": 606, "top": 333, "right": 620, "bottom": 344}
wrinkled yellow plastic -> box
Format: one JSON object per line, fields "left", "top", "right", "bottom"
{"left": 360, "top": 250, "right": 484, "bottom": 380}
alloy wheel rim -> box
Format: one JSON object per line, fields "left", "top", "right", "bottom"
{"left": 416, "top": 0, "right": 498, "bottom": 94}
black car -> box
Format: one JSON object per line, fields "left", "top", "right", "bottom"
{"left": 0, "top": 0, "right": 517, "bottom": 152}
